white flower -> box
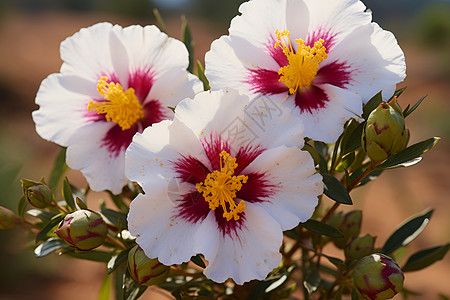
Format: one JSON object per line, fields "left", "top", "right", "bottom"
{"left": 126, "top": 89, "right": 323, "bottom": 284}
{"left": 205, "top": 0, "right": 406, "bottom": 143}
{"left": 32, "top": 22, "right": 202, "bottom": 194}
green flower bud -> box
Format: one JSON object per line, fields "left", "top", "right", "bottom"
{"left": 54, "top": 210, "right": 108, "bottom": 251}
{"left": 345, "top": 234, "right": 376, "bottom": 260}
{"left": 362, "top": 98, "right": 410, "bottom": 163}
{"left": 0, "top": 206, "right": 19, "bottom": 230}
{"left": 334, "top": 210, "right": 362, "bottom": 249}
{"left": 128, "top": 245, "right": 170, "bottom": 286}
{"left": 21, "top": 179, "right": 53, "bottom": 208}
{"left": 354, "top": 253, "right": 404, "bottom": 300}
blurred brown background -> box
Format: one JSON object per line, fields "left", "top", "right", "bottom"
{"left": 0, "top": 0, "right": 449, "bottom": 299}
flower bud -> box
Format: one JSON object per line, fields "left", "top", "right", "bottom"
{"left": 334, "top": 210, "right": 362, "bottom": 249}
{"left": 128, "top": 245, "right": 170, "bottom": 286}
{"left": 0, "top": 206, "right": 19, "bottom": 230}
{"left": 353, "top": 253, "right": 404, "bottom": 300}
{"left": 21, "top": 179, "right": 53, "bottom": 208}
{"left": 362, "top": 98, "right": 410, "bottom": 163}
{"left": 345, "top": 234, "right": 376, "bottom": 260}
{"left": 54, "top": 210, "right": 108, "bottom": 251}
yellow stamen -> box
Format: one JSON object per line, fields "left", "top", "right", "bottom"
{"left": 274, "top": 30, "right": 328, "bottom": 94}
{"left": 87, "top": 76, "right": 144, "bottom": 130}
{"left": 196, "top": 151, "right": 248, "bottom": 221}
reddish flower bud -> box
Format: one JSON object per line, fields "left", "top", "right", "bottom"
{"left": 54, "top": 210, "right": 108, "bottom": 251}
{"left": 128, "top": 245, "right": 170, "bottom": 286}
{"left": 354, "top": 253, "right": 404, "bottom": 300}
{"left": 345, "top": 234, "right": 376, "bottom": 260}
{"left": 0, "top": 206, "right": 19, "bottom": 230}
{"left": 21, "top": 179, "right": 53, "bottom": 208}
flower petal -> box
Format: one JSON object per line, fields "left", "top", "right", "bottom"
{"left": 203, "top": 203, "right": 283, "bottom": 285}
{"left": 243, "top": 146, "right": 323, "bottom": 230}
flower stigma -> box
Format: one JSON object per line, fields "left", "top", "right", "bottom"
{"left": 196, "top": 151, "right": 248, "bottom": 221}
{"left": 88, "top": 76, "right": 144, "bottom": 130}
{"left": 274, "top": 30, "right": 328, "bottom": 94}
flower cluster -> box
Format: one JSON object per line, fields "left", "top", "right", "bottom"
{"left": 4, "top": 0, "right": 445, "bottom": 299}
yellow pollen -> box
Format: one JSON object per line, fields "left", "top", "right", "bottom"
{"left": 87, "top": 76, "right": 144, "bottom": 130}
{"left": 196, "top": 151, "right": 248, "bottom": 221}
{"left": 274, "top": 30, "right": 328, "bottom": 94}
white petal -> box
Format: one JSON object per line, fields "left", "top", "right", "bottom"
{"left": 128, "top": 191, "right": 220, "bottom": 266}
{"left": 298, "top": 84, "right": 363, "bottom": 143}
{"left": 32, "top": 73, "right": 97, "bottom": 146}
{"left": 304, "top": 0, "right": 371, "bottom": 48}
{"left": 125, "top": 119, "right": 205, "bottom": 192}
{"left": 60, "top": 22, "right": 115, "bottom": 80}
{"left": 203, "top": 203, "right": 283, "bottom": 285}
{"left": 66, "top": 122, "right": 127, "bottom": 194}
{"left": 243, "top": 146, "right": 323, "bottom": 230}
{"left": 326, "top": 23, "right": 406, "bottom": 102}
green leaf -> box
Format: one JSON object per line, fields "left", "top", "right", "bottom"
{"left": 403, "top": 95, "right": 426, "bottom": 118}
{"left": 63, "top": 249, "right": 113, "bottom": 262}
{"left": 402, "top": 244, "right": 450, "bottom": 272}
{"left": 247, "top": 266, "right": 294, "bottom": 299}
{"left": 17, "top": 195, "right": 27, "bottom": 218}
{"left": 336, "top": 152, "right": 355, "bottom": 172}
{"left": 381, "top": 209, "right": 433, "bottom": 254}
{"left": 123, "top": 271, "right": 147, "bottom": 300}
{"left": 26, "top": 209, "right": 56, "bottom": 223}
{"left": 303, "top": 219, "right": 343, "bottom": 238}
{"left": 322, "top": 174, "right": 352, "bottom": 205}
{"left": 108, "top": 248, "right": 131, "bottom": 274}
{"left": 362, "top": 91, "right": 382, "bottom": 119}
{"left": 196, "top": 60, "right": 210, "bottom": 91}
{"left": 62, "top": 177, "right": 76, "bottom": 211}
{"left": 349, "top": 169, "right": 383, "bottom": 187}
{"left": 36, "top": 213, "right": 65, "bottom": 243}
{"left": 351, "top": 287, "right": 359, "bottom": 300}
{"left": 303, "top": 269, "right": 320, "bottom": 295}
{"left": 108, "top": 192, "right": 128, "bottom": 213}
{"left": 76, "top": 197, "right": 88, "bottom": 210}
{"left": 98, "top": 273, "right": 111, "bottom": 300}
{"left": 181, "top": 15, "right": 193, "bottom": 73}
{"left": 191, "top": 254, "right": 206, "bottom": 268}
{"left": 48, "top": 147, "right": 68, "bottom": 189}
{"left": 34, "top": 237, "right": 68, "bottom": 258}
{"left": 152, "top": 8, "right": 167, "bottom": 33}
{"left": 323, "top": 255, "right": 346, "bottom": 270}
{"left": 100, "top": 208, "right": 128, "bottom": 228}
{"left": 303, "top": 143, "right": 321, "bottom": 166}
{"left": 390, "top": 86, "right": 407, "bottom": 101}
{"left": 376, "top": 137, "right": 440, "bottom": 170}
{"left": 342, "top": 122, "right": 365, "bottom": 155}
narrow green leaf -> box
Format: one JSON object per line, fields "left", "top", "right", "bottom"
{"left": 351, "top": 287, "right": 359, "bottom": 300}
{"left": 108, "top": 248, "right": 131, "bottom": 274}
{"left": 62, "top": 177, "right": 76, "bottom": 211}
{"left": 26, "top": 209, "right": 56, "bottom": 223}
{"left": 114, "top": 266, "right": 125, "bottom": 300}
{"left": 303, "top": 219, "right": 344, "bottom": 238}
{"left": 98, "top": 273, "right": 111, "bottom": 300}
{"left": 35, "top": 213, "right": 65, "bottom": 243}
{"left": 34, "top": 237, "right": 68, "bottom": 258}
{"left": 196, "top": 60, "right": 210, "bottom": 91}
{"left": 17, "top": 195, "right": 27, "bottom": 218}
{"left": 181, "top": 15, "right": 193, "bottom": 73}
{"left": 303, "top": 269, "right": 320, "bottom": 295}
{"left": 247, "top": 266, "right": 294, "bottom": 299}
{"left": 123, "top": 271, "right": 147, "bottom": 300}
{"left": 336, "top": 152, "right": 355, "bottom": 172}
{"left": 390, "top": 86, "right": 407, "bottom": 101}
{"left": 302, "top": 143, "right": 321, "bottom": 166}
{"left": 349, "top": 169, "right": 383, "bottom": 188}
{"left": 342, "top": 122, "right": 365, "bottom": 155}
{"left": 63, "top": 249, "right": 113, "bottom": 262}
{"left": 376, "top": 137, "right": 440, "bottom": 170}
{"left": 362, "top": 91, "right": 382, "bottom": 119}
{"left": 322, "top": 173, "right": 352, "bottom": 205}
{"left": 402, "top": 244, "right": 450, "bottom": 272}
{"left": 76, "top": 197, "right": 88, "bottom": 210}
{"left": 108, "top": 192, "right": 128, "bottom": 213}
{"left": 381, "top": 209, "right": 434, "bottom": 254}
{"left": 323, "top": 255, "right": 346, "bottom": 270}
{"left": 191, "top": 254, "right": 206, "bottom": 268}
{"left": 48, "top": 147, "right": 67, "bottom": 189}
{"left": 403, "top": 95, "right": 427, "bottom": 118}
{"left": 152, "top": 8, "right": 167, "bottom": 33}
{"left": 100, "top": 208, "right": 128, "bottom": 228}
